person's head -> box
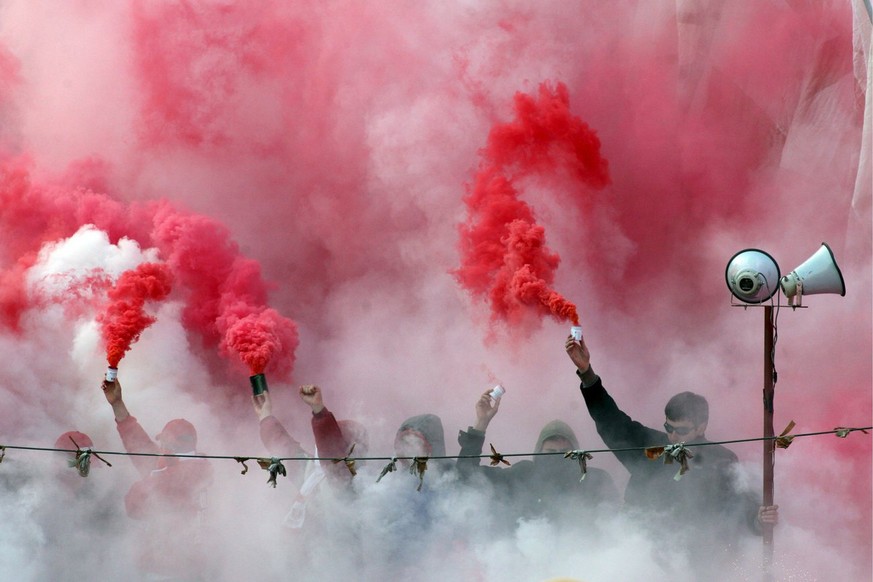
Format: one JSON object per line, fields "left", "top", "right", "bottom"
{"left": 533, "top": 421, "right": 584, "bottom": 484}
{"left": 664, "top": 391, "right": 709, "bottom": 444}
{"left": 55, "top": 430, "right": 93, "bottom": 453}
{"left": 155, "top": 418, "right": 197, "bottom": 453}
{"left": 394, "top": 414, "right": 445, "bottom": 461}
{"left": 54, "top": 431, "right": 95, "bottom": 489}
{"left": 534, "top": 420, "right": 579, "bottom": 454}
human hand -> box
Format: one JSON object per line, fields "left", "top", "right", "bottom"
{"left": 252, "top": 391, "right": 274, "bottom": 421}
{"left": 101, "top": 378, "right": 123, "bottom": 406}
{"left": 299, "top": 384, "right": 324, "bottom": 414}
{"left": 758, "top": 505, "right": 779, "bottom": 526}
{"left": 101, "top": 378, "right": 129, "bottom": 421}
{"left": 565, "top": 335, "right": 591, "bottom": 373}
{"left": 474, "top": 390, "right": 500, "bottom": 432}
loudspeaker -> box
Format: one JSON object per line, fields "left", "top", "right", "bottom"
{"left": 780, "top": 242, "right": 846, "bottom": 302}
{"left": 725, "top": 249, "right": 781, "bottom": 304}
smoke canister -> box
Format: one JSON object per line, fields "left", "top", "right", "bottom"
{"left": 250, "top": 373, "right": 269, "bottom": 396}
{"left": 489, "top": 384, "right": 505, "bottom": 400}
{"left": 106, "top": 367, "right": 118, "bottom": 382}
{"left": 570, "top": 326, "right": 583, "bottom": 341}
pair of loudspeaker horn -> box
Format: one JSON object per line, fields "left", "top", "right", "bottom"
{"left": 725, "top": 243, "right": 845, "bottom": 305}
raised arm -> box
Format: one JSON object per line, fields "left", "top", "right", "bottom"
{"left": 565, "top": 335, "right": 596, "bottom": 385}
{"left": 457, "top": 389, "right": 501, "bottom": 474}
{"left": 102, "top": 377, "right": 131, "bottom": 422}
{"left": 473, "top": 389, "right": 500, "bottom": 432}
{"left": 252, "top": 390, "right": 308, "bottom": 459}
{"left": 102, "top": 377, "right": 159, "bottom": 477}
{"left": 300, "top": 384, "right": 353, "bottom": 481}
{"left": 564, "top": 335, "right": 664, "bottom": 456}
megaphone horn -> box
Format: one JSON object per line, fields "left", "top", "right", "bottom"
{"left": 780, "top": 242, "right": 846, "bottom": 305}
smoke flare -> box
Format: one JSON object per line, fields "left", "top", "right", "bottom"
{"left": 99, "top": 262, "right": 173, "bottom": 368}
{"left": 456, "top": 82, "right": 609, "bottom": 331}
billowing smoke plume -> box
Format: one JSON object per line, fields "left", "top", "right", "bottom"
{"left": 100, "top": 262, "right": 173, "bottom": 368}
{"left": 456, "top": 82, "right": 609, "bottom": 331}
{"left": 0, "top": 158, "right": 298, "bottom": 382}
{"left": 0, "top": 2, "right": 869, "bottom": 581}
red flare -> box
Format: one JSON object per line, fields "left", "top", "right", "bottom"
{"left": 150, "top": 204, "right": 299, "bottom": 380}
{"left": 222, "top": 307, "right": 298, "bottom": 377}
{"left": 456, "top": 82, "right": 607, "bottom": 330}
{"left": 99, "top": 262, "right": 173, "bottom": 367}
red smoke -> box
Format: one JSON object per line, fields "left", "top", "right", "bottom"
{"left": 0, "top": 157, "right": 136, "bottom": 329}
{"left": 222, "top": 307, "right": 296, "bottom": 376}
{"left": 100, "top": 262, "right": 173, "bottom": 368}
{"left": 456, "top": 82, "right": 609, "bottom": 330}
{"left": 0, "top": 3, "right": 868, "bottom": 578}
{"left": 0, "top": 157, "right": 299, "bottom": 382}
{"left": 149, "top": 203, "right": 299, "bottom": 380}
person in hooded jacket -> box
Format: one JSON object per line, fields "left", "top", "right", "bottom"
{"left": 53, "top": 430, "right": 99, "bottom": 491}
{"left": 357, "top": 412, "right": 459, "bottom": 579}
{"left": 394, "top": 413, "right": 446, "bottom": 465}
{"left": 251, "top": 383, "right": 370, "bottom": 577}
{"left": 102, "top": 376, "right": 214, "bottom": 581}
{"left": 298, "top": 384, "right": 368, "bottom": 483}
{"left": 564, "top": 334, "right": 778, "bottom": 574}
{"left": 390, "top": 413, "right": 452, "bottom": 526}
{"left": 456, "top": 390, "right": 618, "bottom": 527}
{"left": 253, "top": 383, "right": 369, "bottom": 529}
{"left": 252, "top": 384, "right": 369, "bottom": 497}
{"left": 27, "top": 430, "right": 133, "bottom": 579}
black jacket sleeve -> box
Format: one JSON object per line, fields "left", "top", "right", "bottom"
{"left": 579, "top": 374, "right": 667, "bottom": 472}
{"left": 456, "top": 427, "right": 486, "bottom": 475}
{"left": 456, "top": 427, "right": 519, "bottom": 489}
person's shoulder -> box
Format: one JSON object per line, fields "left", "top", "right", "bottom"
{"left": 703, "top": 442, "right": 739, "bottom": 464}
{"left": 577, "top": 467, "right": 617, "bottom": 490}
{"left": 458, "top": 426, "right": 486, "bottom": 439}
{"left": 509, "top": 459, "right": 534, "bottom": 475}
{"left": 586, "top": 466, "right": 614, "bottom": 479}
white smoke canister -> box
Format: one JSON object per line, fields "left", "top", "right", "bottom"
{"left": 489, "top": 384, "right": 506, "bottom": 400}
{"left": 570, "top": 326, "right": 583, "bottom": 341}
{"left": 106, "top": 367, "right": 118, "bottom": 382}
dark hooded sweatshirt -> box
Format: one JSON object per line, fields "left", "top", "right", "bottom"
{"left": 457, "top": 418, "right": 618, "bottom": 524}
{"left": 577, "top": 370, "right": 760, "bottom": 542}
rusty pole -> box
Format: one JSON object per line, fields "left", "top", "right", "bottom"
{"left": 762, "top": 305, "right": 775, "bottom": 580}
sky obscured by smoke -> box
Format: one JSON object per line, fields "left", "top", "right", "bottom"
{"left": 0, "top": 1, "right": 870, "bottom": 581}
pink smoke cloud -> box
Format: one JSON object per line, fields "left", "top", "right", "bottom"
{"left": 0, "top": 156, "right": 298, "bottom": 384}
{"left": 0, "top": 2, "right": 867, "bottom": 579}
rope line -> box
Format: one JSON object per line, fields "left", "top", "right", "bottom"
{"left": 3, "top": 425, "right": 870, "bottom": 463}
